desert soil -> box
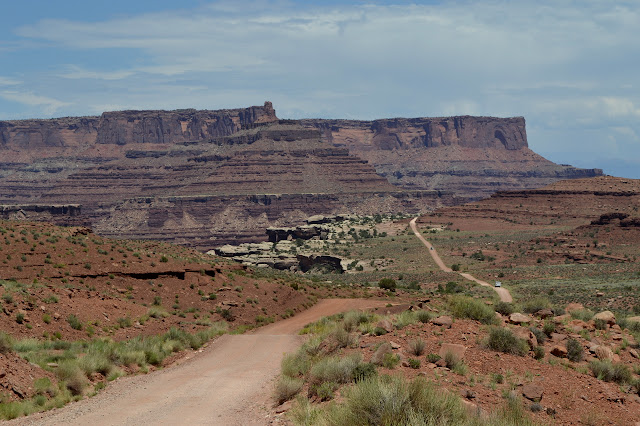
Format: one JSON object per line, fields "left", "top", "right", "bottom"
{"left": 410, "top": 217, "right": 513, "bottom": 302}
{"left": 9, "top": 299, "right": 387, "bottom": 426}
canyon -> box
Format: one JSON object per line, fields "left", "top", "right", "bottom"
{"left": 0, "top": 102, "right": 602, "bottom": 250}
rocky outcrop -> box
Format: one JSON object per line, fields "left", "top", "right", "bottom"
{"left": 0, "top": 102, "right": 277, "bottom": 154}
{"left": 0, "top": 103, "right": 605, "bottom": 249}
{"left": 298, "top": 116, "right": 602, "bottom": 201}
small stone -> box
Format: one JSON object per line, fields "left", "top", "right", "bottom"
{"left": 389, "top": 341, "right": 401, "bottom": 350}
{"left": 461, "top": 389, "right": 476, "bottom": 399}
{"left": 376, "top": 319, "right": 394, "bottom": 333}
{"left": 629, "top": 348, "right": 639, "bottom": 359}
{"left": 535, "top": 308, "right": 554, "bottom": 319}
{"left": 275, "top": 400, "right": 293, "bottom": 414}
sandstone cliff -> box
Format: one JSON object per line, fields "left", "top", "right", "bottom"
{"left": 299, "top": 116, "right": 602, "bottom": 201}
{"left": 0, "top": 102, "right": 603, "bottom": 249}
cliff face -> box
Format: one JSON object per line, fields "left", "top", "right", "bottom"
{"left": 0, "top": 102, "right": 277, "bottom": 154}
{"left": 300, "top": 116, "right": 528, "bottom": 151}
{"left": 0, "top": 103, "right": 603, "bottom": 249}
{"left": 299, "top": 116, "right": 601, "bottom": 201}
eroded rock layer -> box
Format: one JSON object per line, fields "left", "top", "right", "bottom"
{"left": 299, "top": 117, "right": 602, "bottom": 201}
{"left": 0, "top": 102, "right": 602, "bottom": 249}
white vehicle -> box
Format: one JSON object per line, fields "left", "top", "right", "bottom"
{"left": 495, "top": 281, "right": 502, "bottom": 288}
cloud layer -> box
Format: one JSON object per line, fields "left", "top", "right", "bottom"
{"left": 1, "top": 1, "right": 639, "bottom": 177}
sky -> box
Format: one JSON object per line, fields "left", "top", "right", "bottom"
{"left": 0, "top": 1, "right": 639, "bottom": 178}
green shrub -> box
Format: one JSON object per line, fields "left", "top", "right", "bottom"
{"left": 486, "top": 327, "right": 528, "bottom": 356}
{"left": 281, "top": 351, "right": 311, "bottom": 378}
{"left": 15, "top": 312, "right": 24, "bottom": 324}
{"left": 521, "top": 297, "right": 551, "bottom": 314}
{"left": 382, "top": 353, "right": 400, "bottom": 369}
{"left": 570, "top": 309, "right": 594, "bottom": 322}
{"left": 566, "top": 338, "right": 583, "bottom": 362}
{"left": 449, "top": 295, "right": 498, "bottom": 325}
{"left": 310, "top": 354, "right": 362, "bottom": 388}
{"left": 67, "top": 314, "right": 82, "bottom": 330}
{"left": 274, "top": 375, "right": 303, "bottom": 404}
{"left": 533, "top": 346, "right": 545, "bottom": 360}
{"left": 542, "top": 320, "right": 555, "bottom": 336}
{"left": 321, "top": 375, "right": 469, "bottom": 425}
{"left": 408, "top": 338, "right": 426, "bottom": 356}
{"left": 315, "top": 381, "right": 337, "bottom": 401}
{"left": 415, "top": 310, "right": 432, "bottom": 323}
{"left": 343, "top": 311, "right": 371, "bottom": 332}
{"left": 426, "top": 353, "right": 441, "bottom": 363}
{"left": 393, "top": 311, "right": 416, "bottom": 329}
{"left": 378, "top": 278, "right": 396, "bottom": 291}
{"left": 0, "top": 332, "right": 13, "bottom": 353}
{"left": 494, "top": 301, "right": 514, "bottom": 316}
{"left": 352, "top": 362, "right": 377, "bottom": 382}
{"left": 408, "top": 358, "right": 421, "bottom": 369}
{"left": 589, "top": 360, "right": 632, "bottom": 384}
{"left": 594, "top": 318, "right": 607, "bottom": 330}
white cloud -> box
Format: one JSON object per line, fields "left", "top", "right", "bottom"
{"left": 2, "top": 1, "right": 640, "bottom": 177}
{"left": 0, "top": 91, "right": 70, "bottom": 115}
{"left": 0, "top": 77, "right": 21, "bottom": 86}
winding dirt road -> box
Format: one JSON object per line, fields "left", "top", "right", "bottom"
{"left": 409, "top": 217, "right": 513, "bottom": 303}
{"left": 12, "top": 299, "right": 387, "bottom": 426}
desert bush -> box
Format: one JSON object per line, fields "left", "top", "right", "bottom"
{"left": 443, "top": 351, "right": 466, "bottom": 375}
{"left": 382, "top": 353, "right": 400, "bottom": 369}
{"left": 426, "top": 353, "right": 441, "bottom": 364}
{"left": 67, "top": 314, "right": 82, "bottom": 330}
{"left": 282, "top": 351, "right": 311, "bottom": 378}
{"left": 320, "top": 375, "right": 469, "bottom": 425}
{"left": 570, "top": 309, "right": 594, "bottom": 322}
{"left": 408, "top": 338, "right": 426, "bottom": 356}
{"left": 56, "top": 361, "right": 87, "bottom": 396}
{"left": 393, "top": 310, "right": 416, "bottom": 329}
{"left": 343, "top": 311, "right": 371, "bottom": 332}
{"left": 378, "top": 278, "right": 396, "bottom": 291}
{"left": 589, "top": 360, "right": 632, "bottom": 384}
{"left": 566, "top": 338, "right": 583, "bottom": 362}
{"left": 315, "top": 381, "right": 338, "bottom": 401}
{"left": 533, "top": 346, "right": 545, "bottom": 360}
{"left": 274, "top": 375, "right": 304, "bottom": 404}
{"left": 521, "top": 297, "right": 550, "bottom": 314}
{"left": 494, "top": 301, "right": 515, "bottom": 316}
{"left": 329, "top": 327, "right": 358, "bottom": 350}
{"left": 594, "top": 318, "right": 607, "bottom": 330}
{"left": 309, "top": 354, "right": 362, "bottom": 388}
{"left": 449, "top": 295, "right": 498, "bottom": 325}
{"left": 0, "top": 332, "right": 13, "bottom": 353}
{"left": 486, "top": 327, "right": 528, "bottom": 356}
{"left": 408, "top": 358, "right": 421, "bottom": 369}
{"left": 415, "top": 310, "right": 432, "bottom": 323}
{"left": 542, "top": 320, "right": 555, "bottom": 336}
{"left": 352, "top": 362, "right": 377, "bottom": 383}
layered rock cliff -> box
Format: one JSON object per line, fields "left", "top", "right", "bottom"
{"left": 0, "top": 102, "right": 602, "bottom": 249}
{"left": 299, "top": 116, "right": 602, "bottom": 200}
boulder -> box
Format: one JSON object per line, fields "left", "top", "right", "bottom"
{"left": 509, "top": 313, "right": 531, "bottom": 325}
{"left": 376, "top": 319, "right": 394, "bottom": 333}
{"left": 550, "top": 345, "right": 568, "bottom": 358}
{"left": 535, "top": 308, "right": 554, "bottom": 319}
{"left": 626, "top": 316, "right": 640, "bottom": 325}
{"left": 432, "top": 315, "right": 453, "bottom": 328}
{"left": 594, "top": 311, "right": 616, "bottom": 325}
{"left": 439, "top": 343, "right": 467, "bottom": 360}
{"left": 594, "top": 345, "right": 614, "bottom": 361}
{"left": 521, "top": 384, "right": 544, "bottom": 402}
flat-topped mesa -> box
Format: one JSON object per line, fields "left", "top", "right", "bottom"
{"left": 0, "top": 101, "right": 278, "bottom": 151}
{"left": 298, "top": 115, "right": 528, "bottom": 151}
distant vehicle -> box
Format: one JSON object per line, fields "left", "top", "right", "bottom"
{"left": 430, "top": 247, "right": 434, "bottom": 250}
{"left": 495, "top": 281, "right": 502, "bottom": 288}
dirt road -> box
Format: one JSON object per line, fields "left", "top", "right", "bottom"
{"left": 12, "top": 299, "right": 387, "bottom": 426}
{"left": 409, "top": 218, "right": 513, "bottom": 303}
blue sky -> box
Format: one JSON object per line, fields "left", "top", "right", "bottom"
{"left": 1, "top": 1, "right": 639, "bottom": 178}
